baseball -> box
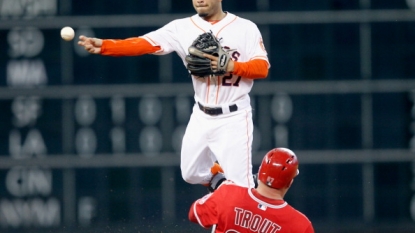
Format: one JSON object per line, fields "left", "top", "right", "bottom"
{"left": 60, "top": 26, "right": 75, "bottom": 41}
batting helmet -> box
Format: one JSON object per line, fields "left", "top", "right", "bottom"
{"left": 258, "top": 148, "right": 299, "bottom": 189}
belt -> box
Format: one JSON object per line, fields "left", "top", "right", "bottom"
{"left": 198, "top": 102, "right": 238, "bottom": 116}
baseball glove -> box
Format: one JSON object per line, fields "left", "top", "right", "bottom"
{"left": 185, "top": 32, "right": 230, "bottom": 77}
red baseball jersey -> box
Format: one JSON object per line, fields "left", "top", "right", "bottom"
{"left": 189, "top": 181, "right": 314, "bottom": 233}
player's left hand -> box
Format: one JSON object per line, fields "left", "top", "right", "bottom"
{"left": 185, "top": 32, "right": 232, "bottom": 77}
{"left": 203, "top": 53, "right": 234, "bottom": 73}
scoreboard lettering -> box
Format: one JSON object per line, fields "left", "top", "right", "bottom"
{"left": 0, "top": 0, "right": 57, "bottom": 18}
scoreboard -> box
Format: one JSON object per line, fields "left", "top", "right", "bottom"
{"left": 1, "top": 0, "right": 415, "bottom": 232}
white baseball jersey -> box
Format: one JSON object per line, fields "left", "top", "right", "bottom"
{"left": 142, "top": 12, "right": 269, "bottom": 188}
{"left": 143, "top": 12, "right": 269, "bottom": 105}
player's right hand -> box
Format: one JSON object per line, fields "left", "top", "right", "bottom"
{"left": 78, "top": 35, "right": 103, "bottom": 54}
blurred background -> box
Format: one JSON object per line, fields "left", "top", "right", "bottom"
{"left": 0, "top": 0, "right": 415, "bottom": 232}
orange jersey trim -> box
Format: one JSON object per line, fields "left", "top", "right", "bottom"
{"left": 233, "top": 59, "right": 268, "bottom": 79}
{"left": 100, "top": 37, "right": 160, "bottom": 56}
{"left": 190, "top": 17, "right": 206, "bottom": 32}
{"left": 215, "top": 76, "right": 221, "bottom": 104}
{"left": 244, "top": 109, "right": 252, "bottom": 187}
{"left": 216, "top": 16, "right": 238, "bottom": 37}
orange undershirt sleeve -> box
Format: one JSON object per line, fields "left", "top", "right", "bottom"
{"left": 232, "top": 59, "right": 269, "bottom": 79}
{"left": 100, "top": 37, "right": 161, "bottom": 56}
{"left": 100, "top": 37, "right": 268, "bottom": 79}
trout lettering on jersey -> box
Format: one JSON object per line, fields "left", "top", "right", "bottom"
{"left": 234, "top": 207, "right": 282, "bottom": 232}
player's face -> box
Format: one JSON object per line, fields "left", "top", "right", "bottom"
{"left": 192, "top": 0, "right": 222, "bottom": 19}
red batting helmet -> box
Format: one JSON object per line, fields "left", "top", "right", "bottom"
{"left": 258, "top": 148, "right": 299, "bottom": 189}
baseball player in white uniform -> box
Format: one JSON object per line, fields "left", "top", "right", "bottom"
{"left": 78, "top": 0, "right": 270, "bottom": 190}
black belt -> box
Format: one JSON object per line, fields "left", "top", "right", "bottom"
{"left": 198, "top": 102, "right": 238, "bottom": 116}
